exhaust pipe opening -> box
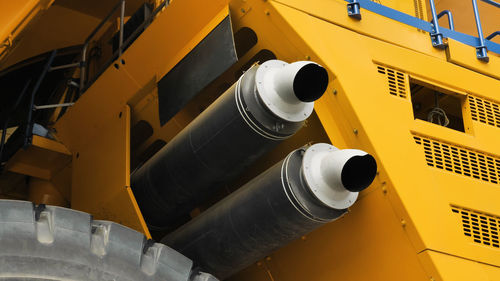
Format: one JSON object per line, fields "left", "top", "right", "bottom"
{"left": 341, "top": 154, "right": 377, "bottom": 192}
{"left": 256, "top": 60, "right": 328, "bottom": 122}
{"left": 293, "top": 63, "right": 329, "bottom": 102}
{"left": 302, "top": 145, "right": 377, "bottom": 210}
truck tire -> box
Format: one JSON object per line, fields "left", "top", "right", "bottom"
{"left": 0, "top": 200, "right": 194, "bottom": 281}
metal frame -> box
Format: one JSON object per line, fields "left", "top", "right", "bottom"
{"left": 80, "top": 0, "right": 125, "bottom": 92}
{"left": 24, "top": 50, "right": 57, "bottom": 148}
{"left": 345, "top": 0, "right": 500, "bottom": 61}
{"left": 436, "top": 10, "right": 454, "bottom": 31}
{"left": 471, "top": 0, "right": 488, "bottom": 61}
{"left": 40, "top": 0, "right": 170, "bottom": 110}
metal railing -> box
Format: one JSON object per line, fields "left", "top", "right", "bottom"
{"left": 429, "top": 0, "right": 499, "bottom": 62}
{"left": 80, "top": 0, "right": 126, "bottom": 91}
{"left": 345, "top": 0, "right": 500, "bottom": 62}
{"left": 17, "top": 0, "right": 169, "bottom": 148}
{"left": 48, "top": 0, "right": 169, "bottom": 94}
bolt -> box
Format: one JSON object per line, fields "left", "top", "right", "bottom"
{"left": 353, "top": 128, "right": 358, "bottom": 135}
{"left": 401, "top": 219, "right": 407, "bottom": 227}
{"left": 265, "top": 10, "right": 270, "bottom": 15}
{"left": 241, "top": 8, "right": 246, "bottom": 13}
{"left": 333, "top": 89, "right": 337, "bottom": 95}
{"left": 305, "top": 55, "right": 311, "bottom": 60}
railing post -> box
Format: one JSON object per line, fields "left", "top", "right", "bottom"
{"left": 118, "top": 0, "right": 125, "bottom": 58}
{"left": 347, "top": 0, "right": 362, "bottom": 20}
{"left": 472, "top": 0, "right": 489, "bottom": 62}
{"left": 25, "top": 50, "right": 57, "bottom": 148}
{"left": 428, "top": 0, "right": 446, "bottom": 48}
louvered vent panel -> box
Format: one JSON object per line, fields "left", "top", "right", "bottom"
{"left": 413, "top": 135, "right": 500, "bottom": 184}
{"left": 376, "top": 65, "right": 408, "bottom": 98}
{"left": 468, "top": 95, "right": 500, "bottom": 128}
{"left": 451, "top": 206, "right": 500, "bottom": 248}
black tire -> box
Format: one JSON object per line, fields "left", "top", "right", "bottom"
{"left": 0, "top": 200, "right": 201, "bottom": 281}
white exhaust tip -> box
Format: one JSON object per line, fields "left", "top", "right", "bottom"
{"left": 302, "top": 143, "right": 377, "bottom": 209}
{"left": 255, "top": 60, "right": 329, "bottom": 122}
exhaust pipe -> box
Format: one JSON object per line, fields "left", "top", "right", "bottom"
{"left": 131, "top": 60, "right": 329, "bottom": 229}
{"left": 163, "top": 143, "right": 377, "bottom": 280}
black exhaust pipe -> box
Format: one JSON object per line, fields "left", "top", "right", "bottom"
{"left": 131, "top": 60, "right": 329, "bottom": 229}
{"left": 163, "top": 143, "right": 377, "bottom": 279}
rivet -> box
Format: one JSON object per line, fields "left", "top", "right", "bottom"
{"left": 401, "top": 219, "right": 407, "bottom": 227}
{"left": 241, "top": 8, "right": 246, "bottom": 13}
{"left": 305, "top": 55, "right": 311, "bottom": 60}
{"left": 353, "top": 128, "right": 358, "bottom": 135}
{"left": 333, "top": 89, "right": 337, "bottom": 95}
{"left": 265, "top": 10, "right": 270, "bottom": 15}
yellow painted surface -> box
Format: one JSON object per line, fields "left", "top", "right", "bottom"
{"left": 446, "top": 38, "right": 500, "bottom": 80}
{"left": 419, "top": 250, "right": 500, "bottom": 281}
{"left": 5, "top": 135, "right": 71, "bottom": 180}
{"left": 28, "top": 178, "right": 67, "bottom": 206}
{"left": 432, "top": 0, "right": 500, "bottom": 42}
{"left": 3, "top": 0, "right": 497, "bottom": 278}
{"left": 52, "top": 0, "right": 229, "bottom": 236}
{"left": 226, "top": 0, "right": 500, "bottom": 279}
{"left": 69, "top": 105, "right": 151, "bottom": 238}
{"left": 0, "top": 0, "right": 53, "bottom": 62}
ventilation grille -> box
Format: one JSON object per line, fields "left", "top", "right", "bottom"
{"left": 376, "top": 65, "right": 408, "bottom": 98}
{"left": 468, "top": 95, "right": 500, "bottom": 129}
{"left": 452, "top": 206, "right": 499, "bottom": 248}
{"left": 413, "top": 135, "right": 500, "bottom": 184}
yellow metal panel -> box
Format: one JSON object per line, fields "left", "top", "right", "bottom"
{"left": 28, "top": 178, "right": 67, "bottom": 206}
{"left": 5, "top": 135, "right": 71, "bottom": 180}
{"left": 418, "top": 250, "right": 500, "bottom": 281}
{"left": 228, "top": 0, "right": 500, "bottom": 279}
{"left": 70, "top": 105, "right": 150, "bottom": 238}
{"left": 121, "top": 1, "right": 229, "bottom": 90}
{"left": 446, "top": 39, "right": 500, "bottom": 81}
{"left": 432, "top": 0, "right": 500, "bottom": 41}
{"left": 0, "top": 0, "right": 53, "bottom": 62}
{"left": 231, "top": 185, "right": 430, "bottom": 281}
{"left": 273, "top": 0, "right": 446, "bottom": 60}
{"left": 125, "top": 2, "right": 230, "bottom": 160}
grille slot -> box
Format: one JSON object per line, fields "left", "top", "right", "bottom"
{"left": 451, "top": 206, "right": 500, "bottom": 248}
{"left": 376, "top": 65, "right": 408, "bottom": 98}
{"left": 468, "top": 95, "right": 500, "bottom": 129}
{"left": 413, "top": 135, "right": 500, "bottom": 184}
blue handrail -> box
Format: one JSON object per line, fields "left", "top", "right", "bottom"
{"left": 428, "top": 0, "right": 445, "bottom": 48}
{"left": 471, "top": 0, "right": 488, "bottom": 61}
{"left": 344, "top": 0, "right": 500, "bottom": 62}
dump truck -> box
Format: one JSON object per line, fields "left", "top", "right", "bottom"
{"left": 0, "top": 0, "right": 499, "bottom": 280}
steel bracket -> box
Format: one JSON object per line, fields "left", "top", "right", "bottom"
{"left": 347, "top": 0, "right": 361, "bottom": 20}
{"left": 476, "top": 46, "right": 489, "bottom": 62}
